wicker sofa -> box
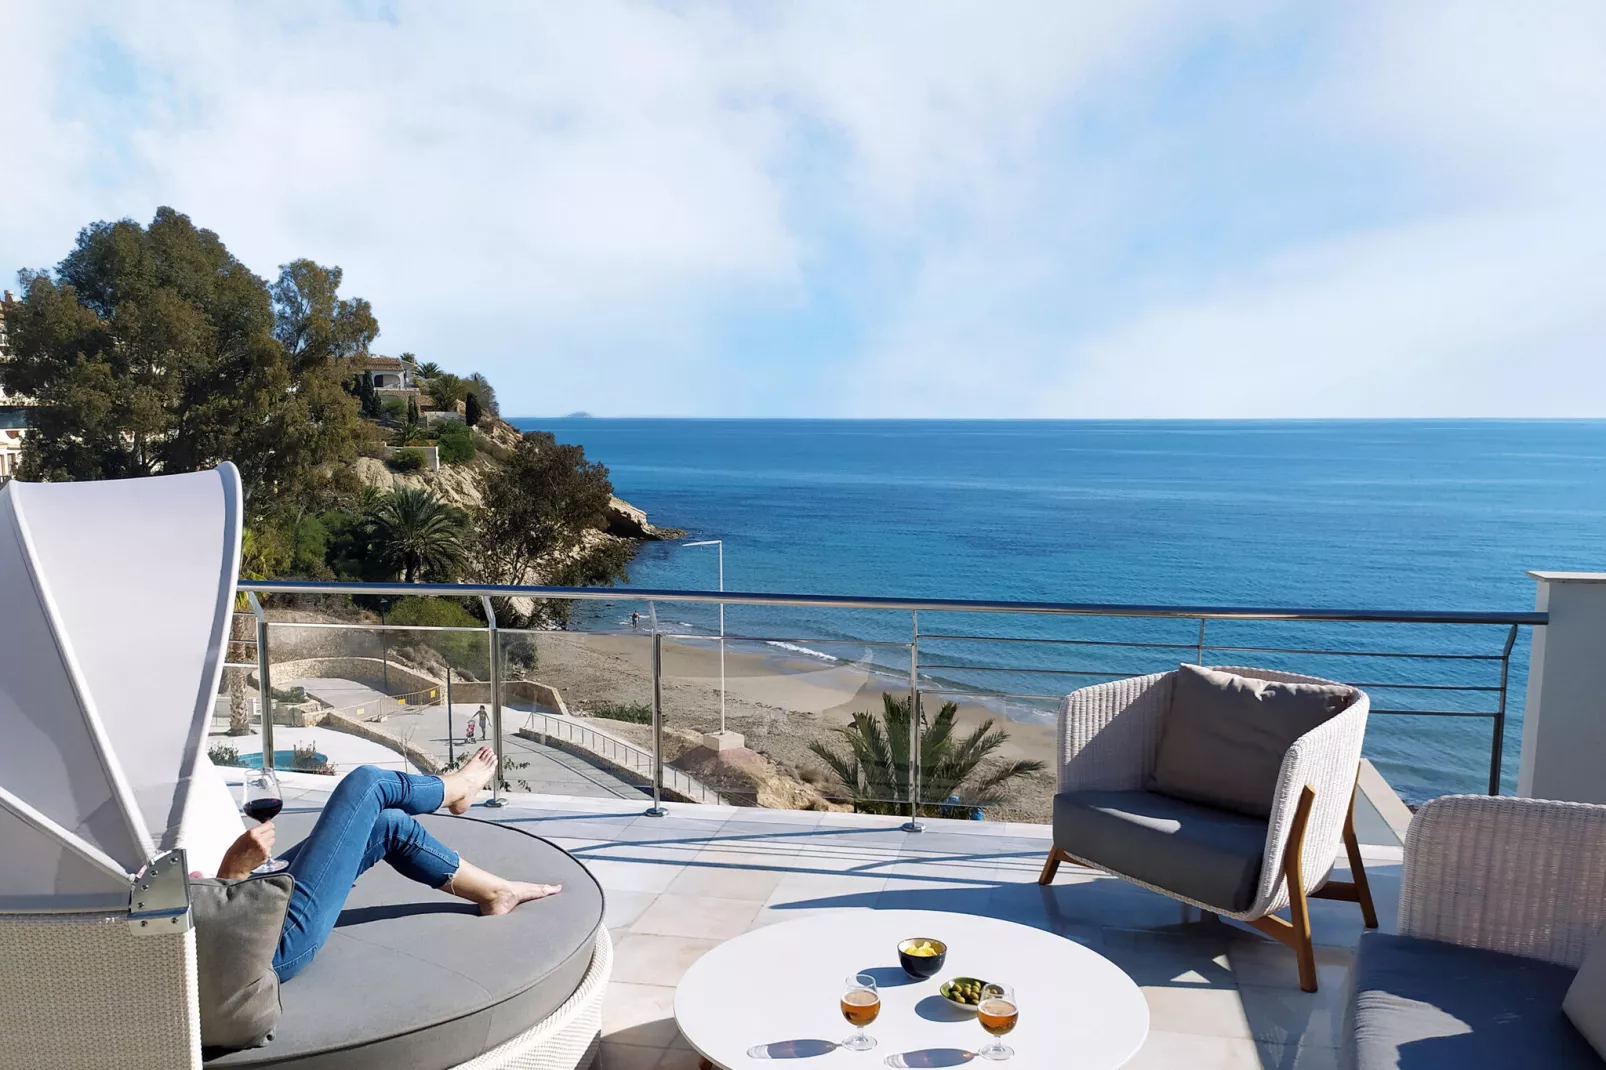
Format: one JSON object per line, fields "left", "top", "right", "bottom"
{"left": 1345, "top": 795, "right": 1606, "bottom": 1069}
{"left": 1038, "top": 666, "right": 1375, "bottom": 992}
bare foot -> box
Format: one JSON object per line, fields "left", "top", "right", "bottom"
{"left": 444, "top": 746, "right": 497, "bottom": 814}
{"left": 479, "top": 881, "right": 563, "bottom": 917}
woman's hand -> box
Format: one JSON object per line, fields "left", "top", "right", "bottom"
{"left": 217, "top": 823, "right": 276, "bottom": 880}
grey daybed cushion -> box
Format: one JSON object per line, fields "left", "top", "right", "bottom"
{"left": 1564, "top": 931, "right": 1606, "bottom": 1058}
{"left": 1351, "top": 932, "right": 1598, "bottom": 1070}
{"left": 193, "top": 872, "right": 295, "bottom": 1050}
{"left": 1149, "top": 663, "right": 1354, "bottom": 818}
{"left": 1052, "top": 789, "right": 1268, "bottom": 912}
{"left": 206, "top": 812, "right": 604, "bottom": 1070}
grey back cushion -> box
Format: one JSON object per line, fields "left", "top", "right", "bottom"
{"left": 1148, "top": 664, "right": 1355, "bottom": 818}
{"left": 192, "top": 872, "right": 294, "bottom": 1051}
{"left": 1564, "top": 930, "right": 1606, "bottom": 1058}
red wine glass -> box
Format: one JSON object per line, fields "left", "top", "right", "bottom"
{"left": 241, "top": 766, "right": 288, "bottom": 873}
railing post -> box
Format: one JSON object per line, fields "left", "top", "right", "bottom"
{"left": 246, "top": 593, "right": 274, "bottom": 770}
{"left": 903, "top": 610, "right": 924, "bottom": 833}
{"left": 644, "top": 602, "right": 668, "bottom": 817}
{"left": 445, "top": 666, "right": 455, "bottom": 767}
{"left": 480, "top": 596, "right": 506, "bottom": 808}
{"left": 1196, "top": 618, "right": 1207, "bottom": 665}
{"left": 1491, "top": 624, "right": 1518, "bottom": 795}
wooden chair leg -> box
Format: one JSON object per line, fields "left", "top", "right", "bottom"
{"left": 1247, "top": 785, "right": 1319, "bottom": 993}
{"left": 1038, "top": 846, "right": 1068, "bottom": 886}
{"left": 1343, "top": 794, "right": 1379, "bottom": 929}
{"left": 1309, "top": 783, "right": 1379, "bottom": 929}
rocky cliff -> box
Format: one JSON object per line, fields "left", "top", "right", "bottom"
{"left": 349, "top": 416, "right": 678, "bottom": 580}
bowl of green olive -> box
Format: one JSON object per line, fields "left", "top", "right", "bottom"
{"left": 939, "top": 976, "right": 994, "bottom": 1012}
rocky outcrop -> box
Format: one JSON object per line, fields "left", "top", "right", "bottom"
{"left": 351, "top": 428, "right": 674, "bottom": 543}
{"left": 605, "top": 496, "right": 682, "bottom": 540}
{"left": 352, "top": 455, "right": 486, "bottom": 509}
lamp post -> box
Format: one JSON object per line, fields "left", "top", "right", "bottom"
{"left": 684, "top": 540, "right": 726, "bottom": 734}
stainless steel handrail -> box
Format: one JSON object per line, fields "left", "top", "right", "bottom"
{"left": 234, "top": 579, "right": 1542, "bottom": 803}
{"left": 238, "top": 578, "right": 1547, "bottom": 625}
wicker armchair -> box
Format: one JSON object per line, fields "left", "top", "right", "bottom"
{"left": 1396, "top": 795, "right": 1606, "bottom": 965}
{"left": 1345, "top": 795, "right": 1606, "bottom": 1069}
{"left": 1038, "top": 667, "right": 1376, "bottom": 992}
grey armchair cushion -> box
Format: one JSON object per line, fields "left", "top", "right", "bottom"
{"left": 192, "top": 872, "right": 295, "bottom": 1051}
{"left": 1351, "top": 932, "right": 1598, "bottom": 1070}
{"left": 1565, "top": 931, "right": 1606, "bottom": 1058}
{"left": 1148, "top": 663, "right": 1355, "bottom": 818}
{"left": 1052, "top": 790, "right": 1267, "bottom": 912}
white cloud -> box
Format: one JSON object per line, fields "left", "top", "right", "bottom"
{"left": 2, "top": 0, "right": 1603, "bottom": 416}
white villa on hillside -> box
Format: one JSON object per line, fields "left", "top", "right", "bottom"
{"left": 362, "top": 354, "right": 420, "bottom": 394}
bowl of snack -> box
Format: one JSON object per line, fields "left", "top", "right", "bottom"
{"left": 897, "top": 937, "right": 948, "bottom": 979}
{"left": 939, "top": 976, "right": 993, "bottom": 1011}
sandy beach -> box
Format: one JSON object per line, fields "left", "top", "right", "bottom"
{"left": 518, "top": 630, "right": 1061, "bottom": 821}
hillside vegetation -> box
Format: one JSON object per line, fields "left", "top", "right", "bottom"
{"left": 1, "top": 207, "right": 675, "bottom": 625}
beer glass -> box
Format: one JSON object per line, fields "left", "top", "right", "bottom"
{"left": 976, "top": 982, "right": 1018, "bottom": 1061}
{"left": 839, "top": 973, "right": 880, "bottom": 1052}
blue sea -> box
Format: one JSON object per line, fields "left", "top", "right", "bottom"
{"left": 509, "top": 419, "right": 1606, "bottom": 803}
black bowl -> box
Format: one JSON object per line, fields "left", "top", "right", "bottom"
{"left": 897, "top": 937, "right": 948, "bottom": 979}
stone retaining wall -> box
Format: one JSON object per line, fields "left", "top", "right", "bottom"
{"left": 253, "top": 657, "right": 444, "bottom": 704}
{"left": 450, "top": 678, "right": 568, "bottom": 716}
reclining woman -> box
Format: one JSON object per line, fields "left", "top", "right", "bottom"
{"left": 215, "top": 747, "right": 560, "bottom": 981}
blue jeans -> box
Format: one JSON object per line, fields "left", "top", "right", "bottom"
{"left": 273, "top": 766, "right": 460, "bottom": 981}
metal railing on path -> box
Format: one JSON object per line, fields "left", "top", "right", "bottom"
{"left": 234, "top": 579, "right": 1547, "bottom": 824}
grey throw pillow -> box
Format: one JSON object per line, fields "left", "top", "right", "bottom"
{"left": 1148, "top": 664, "right": 1355, "bottom": 818}
{"left": 191, "top": 872, "right": 294, "bottom": 1051}
{"left": 1565, "top": 930, "right": 1606, "bottom": 1058}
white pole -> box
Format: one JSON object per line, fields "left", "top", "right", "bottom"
{"left": 718, "top": 541, "right": 726, "bottom": 734}
{"left": 686, "top": 539, "right": 728, "bottom": 735}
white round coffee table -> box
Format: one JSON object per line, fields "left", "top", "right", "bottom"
{"left": 674, "top": 910, "right": 1149, "bottom": 1069}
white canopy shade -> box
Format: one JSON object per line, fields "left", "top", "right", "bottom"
{"left": 0, "top": 463, "right": 241, "bottom": 909}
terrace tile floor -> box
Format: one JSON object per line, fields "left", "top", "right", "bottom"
{"left": 254, "top": 772, "right": 1403, "bottom": 1070}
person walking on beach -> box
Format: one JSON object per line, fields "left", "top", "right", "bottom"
{"left": 631, "top": 611, "right": 640, "bottom": 630}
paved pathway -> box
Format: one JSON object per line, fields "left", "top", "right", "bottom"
{"left": 370, "top": 701, "right": 647, "bottom": 801}
{"left": 283, "top": 678, "right": 646, "bottom": 800}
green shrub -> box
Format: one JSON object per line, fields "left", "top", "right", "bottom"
{"left": 208, "top": 743, "right": 243, "bottom": 767}
{"left": 389, "top": 448, "right": 425, "bottom": 472}
{"left": 588, "top": 701, "right": 652, "bottom": 724}
{"left": 271, "top": 685, "right": 307, "bottom": 704}
{"left": 381, "top": 397, "right": 407, "bottom": 419}
{"left": 386, "top": 596, "right": 488, "bottom": 676}
{"left": 437, "top": 421, "right": 475, "bottom": 464}
{"left": 290, "top": 741, "right": 335, "bottom": 775}
{"left": 291, "top": 516, "right": 330, "bottom": 576}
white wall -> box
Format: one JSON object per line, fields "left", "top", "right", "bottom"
{"left": 1519, "top": 572, "right": 1606, "bottom": 803}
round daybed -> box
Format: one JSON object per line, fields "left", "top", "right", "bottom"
{"left": 205, "top": 813, "right": 609, "bottom": 1070}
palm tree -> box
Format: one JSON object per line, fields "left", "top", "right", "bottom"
{"left": 808, "top": 693, "right": 1046, "bottom": 817}
{"left": 415, "top": 360, "right": 441, "bottom": 379}
{"left": 368, "top": 488, "right": 467, "bottom": 583}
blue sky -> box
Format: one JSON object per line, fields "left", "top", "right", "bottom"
{"left": 3, "top": 1, "right": 1604, "bottom": 417}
